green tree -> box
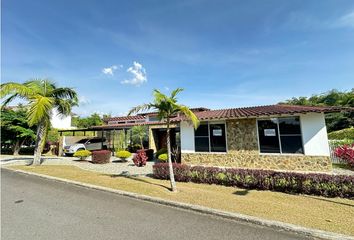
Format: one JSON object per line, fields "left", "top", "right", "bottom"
{"left": 1, "top": 79, "right": 78, "bottom": 165}
{"left": 72, "top": 113, "right": 104, "bottom": 128}
{"left": 128, "top": 88, "right": 199, "bottom": 192}
{"left": 131, "top": 125, "right": 148, "bottom": 148}
{"left": 280, "top": 89, "right": 354, "bottom": 132}
{"left": 1, "top": 106, "right": 36, "bottom": 155}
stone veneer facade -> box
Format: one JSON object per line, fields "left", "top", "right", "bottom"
{"left": 181, "top": 118, "right": 332, "bottom": 172}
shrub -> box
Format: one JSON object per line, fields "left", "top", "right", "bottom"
{"left": 155, "top": 148, "right": 167, "bottom": 157}
{"left": 153, "top": 163, "right": 191, "bottom": 182}
{"left": 328, "top": 127, "right": 354, "bottom": 140}
{"left": 143, "top": 149, "right": 154, "bottom": 161}
{"left": 334, "top": 144, "right": 354, "bottom": 168}
{"left": 116, "top": 150, "right": 132, "bottom": 161}
{"left": 73, "top": 150, "right": 91, "bottom": 160}
{"left": 158, "top": 153, "right": 168, "bottom": 162}
{"left": 91, "top": 150, "right": 111, "bottom": 164}
{"left": 127, "top": 144, "right": 142, "bottom": 153}
{"left": 133, "top": 150, "right": 148, "bottom": 167}
{"left": 152, "top": 164, "right": 354, "bottom": 198}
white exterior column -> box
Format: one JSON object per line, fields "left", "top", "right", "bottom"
{"left": 180, "top": 121, "right": 195, "bottom": 153}
{"left": 300, "top": 112, "right": 330, "bottom": 156}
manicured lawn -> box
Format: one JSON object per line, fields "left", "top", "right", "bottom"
{"left": 8, "top": 165, "right": 354, "bottom": 236}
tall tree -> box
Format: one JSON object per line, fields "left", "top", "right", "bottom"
{"left": 1, "top": 106, "right": 36, "bottom": 155}
{"left": 129, "top": 88, "right": 199, "bottom": 192}
{"left": 280, "top": 89, "right": 354, "bottom": 132}
{"left": 72, "top": 113, "right": 104, "bottom": 128}
{"left": 1, "top": 79, "right": 78, "bottom": 165}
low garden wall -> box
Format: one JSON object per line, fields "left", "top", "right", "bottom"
{"left": 153, "top": 163, "right": 354, "bottom": 198}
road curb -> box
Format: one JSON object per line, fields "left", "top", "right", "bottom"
{"left": 3, "top": 167, "right": 353, "bottom": 240}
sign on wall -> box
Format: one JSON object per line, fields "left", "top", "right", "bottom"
{"left": 264, "top": 129, "right": 276, "bottom": 136}
{"left": 213, "top": 129, "right": 222, "bottom": 136}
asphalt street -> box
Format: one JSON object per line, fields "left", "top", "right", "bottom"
{"left": 1, "top": 168, "right": 310, "bottom": 240}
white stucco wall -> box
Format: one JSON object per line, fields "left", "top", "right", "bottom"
{"left": 51, "top": 108, "right": 72, "bottom": 129}
{"left": 300, "top": 112, "right": 330, "bottom": 156}
{"left": 180, "top": 121, "right": 195, "bottom": 153}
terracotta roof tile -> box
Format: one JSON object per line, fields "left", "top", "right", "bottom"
{"left": 177, "top": 104, "right": 352, "bottom": 121}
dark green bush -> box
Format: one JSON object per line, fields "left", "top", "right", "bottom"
{"left": 152, "top": 164, "right": 354, "bottom": 199}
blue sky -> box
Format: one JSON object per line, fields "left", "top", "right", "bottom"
{"left": 2, "top": 0, "right": 354, "bottom": 116}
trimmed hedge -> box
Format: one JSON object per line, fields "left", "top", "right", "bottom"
{"left": 92, "top": 150, "right": 111, "bottom": 164}
{"left": 152, "top": 163, "right": 354, "bottom": 198}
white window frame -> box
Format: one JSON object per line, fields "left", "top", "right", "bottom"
{"left": 194, "top": 121, "right": 227, "bottom": 153}
{"left": 256, "top": 116, "right": 304, "bottom": 155}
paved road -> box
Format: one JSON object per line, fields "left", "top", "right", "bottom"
{"left": 1, "top": 169, "right": 309, "bottom": 240}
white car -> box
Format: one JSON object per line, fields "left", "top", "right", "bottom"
{"left": 63, "top": 138, "right": 108, "bottom": 156}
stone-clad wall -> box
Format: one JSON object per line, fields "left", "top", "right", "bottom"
{"left": 226, "top": 119, "right": 258, "bottom": 151}
{"left": 181, "top": 151, "right": 331, "bottom": 171}
{"left": 181, "top": 118, "right": 332, "bottom": 172}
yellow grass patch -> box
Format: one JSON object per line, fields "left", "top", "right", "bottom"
{"left": 8, "top": 165, "right": 354, "bottom": 236}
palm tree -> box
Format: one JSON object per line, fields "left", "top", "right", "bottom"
{"left": 1, "top": 79, "right": 78, "bottom": 165}
{"left": 131, "top": 125, "right": 147, "bottom": 149}
{"left": 128, "top": 88, "right": 199, "bottom": 192}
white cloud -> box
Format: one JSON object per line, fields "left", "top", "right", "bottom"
{"left": 102, "top": 65, "right": 119, "bottom": 75}
{"left": 333, "top": 11, "right": 354, "bottom": 28}
{"left": 121, "top": 61, "right": 147, "bottom": 86}
{"left": 164, "top": 86, "right": 170, "bottom": 91}
{"left": 78, "top": 96, "right": 90, "bottom": 105}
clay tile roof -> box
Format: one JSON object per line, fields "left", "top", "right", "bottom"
{"left": 176, "top": 104, "right": 352, "bottom": 121}
{"left": 90, "top": 120, "right": 167, "bottom": 130}
{"left": 104, "top": 115, "right": 146, "bottom": 122}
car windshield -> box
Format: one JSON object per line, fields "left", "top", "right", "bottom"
{"left": 76, "top": 139, "right": 88, "bottom": 144}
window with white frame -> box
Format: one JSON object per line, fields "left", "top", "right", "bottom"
{"left": 194, "top": 123, "right": 227, "bottom": 152}
{"left": 257, "top": 117, "right": 303, "bottom": 154}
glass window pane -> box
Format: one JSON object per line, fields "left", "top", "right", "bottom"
{"left": 278, "top": 117, "right": 301, "bottom": 135}
{"left": 195, "top": 137, "right": 209, "bottom": 152}
{"left": 210, "top": 124, "right": 226, "bottom": 152}
{"left": 257, "top": 120, "right": 280, "bottom": 153}
{"left": 280, "top": 136, "right": 303, "bottom": 154}
{"left": 195, "top": 124, "right": 209, "bottom": 137}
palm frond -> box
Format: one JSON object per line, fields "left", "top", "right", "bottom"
{"left": 153, "top": 89, "right": 167, "bottom": 103}
{"left": 178, "top": 105, "right": 200, "bottom": 129}
{"left": 1, "top": 94, "right": 19, "bottom": 108}
{"left": 55, "top": 99, "right": 74, "bottom": 116}
{"left": 170, "top": 88, "right": 184, "bottom": 99}
{"left": 27, "top": 95, "right": 53, "bottom": 126}
{"left": 51, "top": 87, "right": 78, "bottom": 103}
{"left": 128, "top": 104, "right": 154, "bottom": 116}
{"left": 0, "top": 82, "right": 34, "bottom": 99}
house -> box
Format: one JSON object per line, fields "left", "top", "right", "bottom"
{"left": 50, "top": 108, "right": 74, "bottom": 129}
{"left": 90, "top": 104, "right": 351, "bottom": 172}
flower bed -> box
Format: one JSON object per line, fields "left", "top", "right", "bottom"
{"left": 153, "top": 163, "right": 354, "bottom": 198}
{"left": 334, "top": 144, "right": 354, "bottom": 168}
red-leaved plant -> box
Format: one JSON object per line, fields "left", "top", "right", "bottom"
{"left": 334, "top": 144, "right": 354, "bottom": 168}
{"left": 133, "top": 150, "right": 148, "bottom": 167}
